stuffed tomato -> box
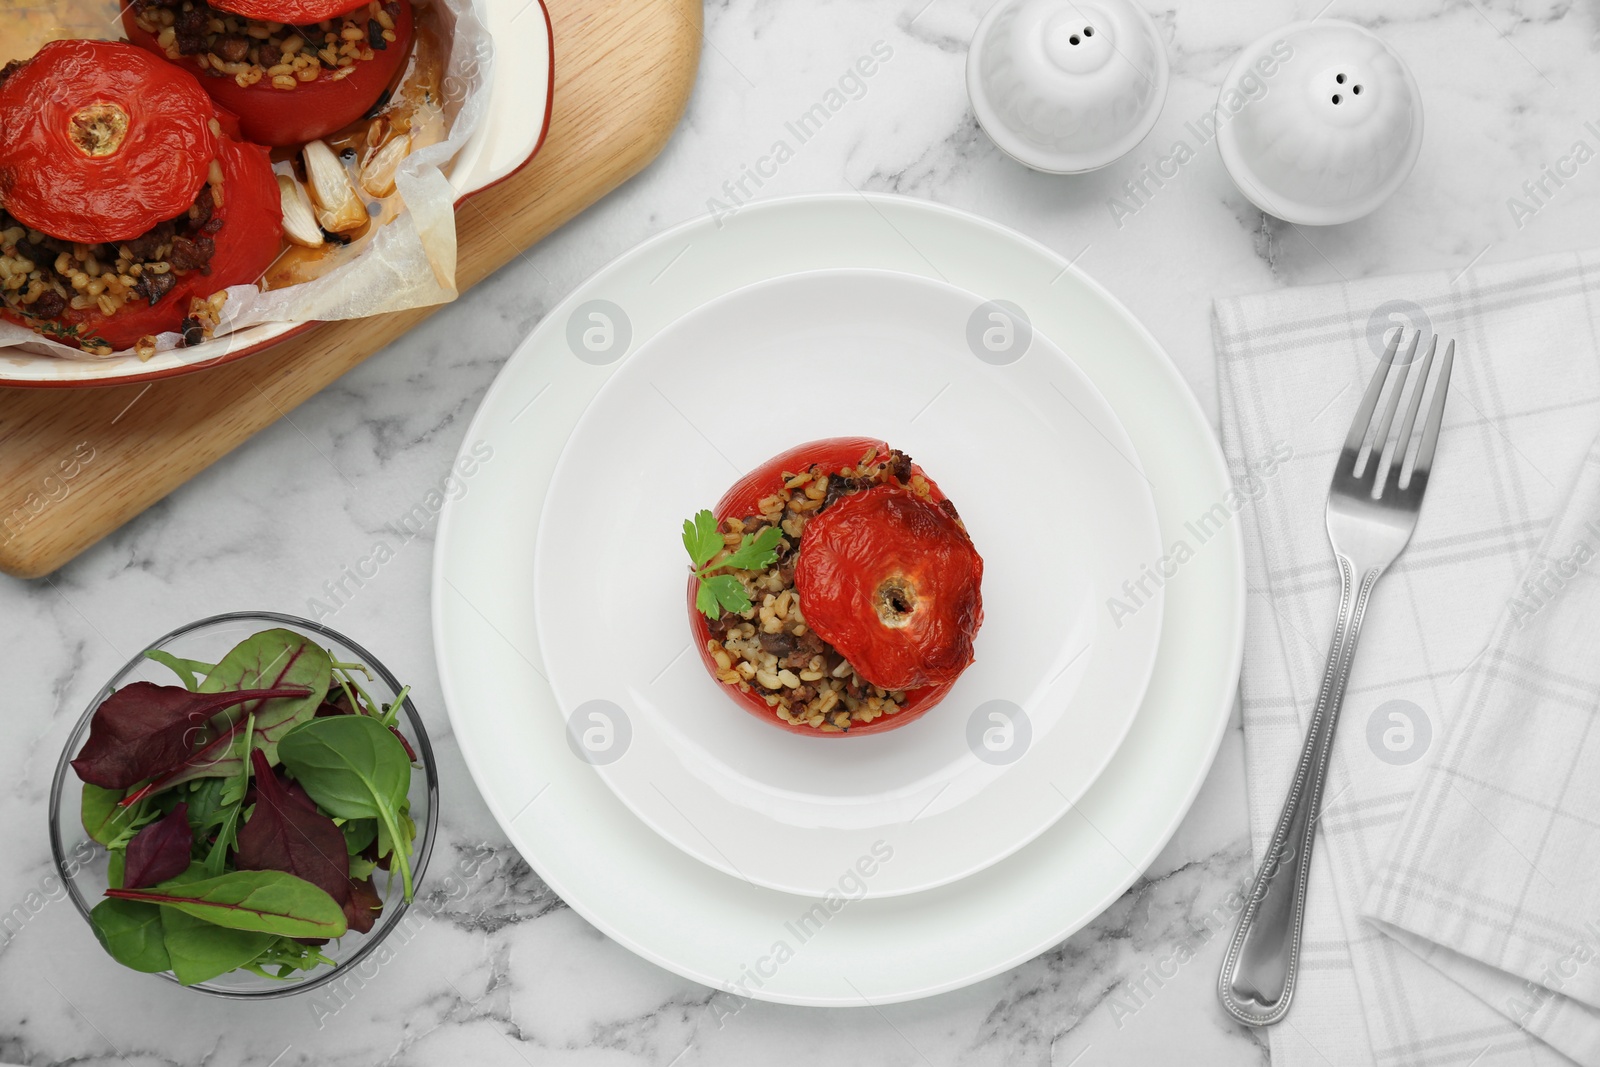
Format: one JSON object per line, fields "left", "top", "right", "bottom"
{"left": 122, "top": 0, "right": 416, "bottom": 146}
{"left": 0, "top": 40, "right": 281, "bottom": 355}
{"left": 687, "top": 438, "right": 985, "bottom": 736}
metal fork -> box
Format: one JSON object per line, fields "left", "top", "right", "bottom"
{"left": 1218, "top": 328, "right": 1456, "bottom": 1027}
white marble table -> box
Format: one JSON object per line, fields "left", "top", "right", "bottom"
{"left": 3, "top": 0, "right": 1595, "bottom": 1062}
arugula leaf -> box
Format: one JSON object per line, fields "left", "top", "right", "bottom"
{"left": 682, "top": 509, "right": 721, "bottom": 568}
{"left": 683, "top": 514, "right": 784, "bottom": 620}
{"left": 242, "top": 937, "right": 336, "bottom": 980}
{"left": 184, "top": 777, "right": 229, "bottom": 838}
{"left": 143, "top": 651, "right": 216, "bottom": 692}
{"left": 105, "top": 866, "right": 347, "bottom": 939}
{"left": 277, "top": 715, "right": 415, "bottom": 901}
{"left": 89, "top": 898, "right": 170, "bottom": 973}
{"left": 204, "top": 713, "right": 255, "bottom": 876}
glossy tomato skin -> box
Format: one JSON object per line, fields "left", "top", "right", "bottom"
{"left": 688, "top": 437, "right": 964, "bottom": 738}
{"left": 213, "top": 0, "right": 370, "bottom": 21}
{"left": 0, "top": 39, "right": 214, "bottom": 244}
{"left": 1, "top": 131, "right": 282, "bottom": 352}
{"left": 796, "top": 485, "right": 984, "bottom": 690}
{"left": 121, "top": 0, "right": 415, "bottom": 146}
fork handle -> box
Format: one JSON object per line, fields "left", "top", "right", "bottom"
{"left": 1218, "top": 554, "right": 1381, "bottom": 1027}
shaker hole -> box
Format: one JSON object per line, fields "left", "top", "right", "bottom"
{"left": 1069, "top": 34, "right": 1080, "bottom": 44}
{"left": 1353, "top": 84, "right": 1362, "bottom": 94}
{"left": 1336, "top": 73, "right": 1345, "bottom": 84}
{"left": 1331, "top": 94, "right": 1342, "bottom": 104}
{"left": 1083, "top": 25, "right": 1093, "bottom": 35}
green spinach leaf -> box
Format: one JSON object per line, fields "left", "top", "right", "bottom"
{"left": 89, "top": 898, "right": 169, "bottom": 973}
{"left": 81, "top": 782, "right": 154, "bottom": 848}
{"left": 278, "top": 715, "right": 415, "bottom": 900}
{"left": 341, "top": 818, "right": 377, "bottom": 855}
{"left": 161, "top": 907, "right": 275, "bottom": 986}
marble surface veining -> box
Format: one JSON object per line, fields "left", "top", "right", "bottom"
{"left": 5, "top": 0, "right": 1600, "bottom": 1063}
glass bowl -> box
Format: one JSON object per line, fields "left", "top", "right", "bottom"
{"left": 47, "top": 611, "right": 439, "bottom": 999}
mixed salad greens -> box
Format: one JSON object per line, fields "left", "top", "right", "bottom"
{"left": 72, "top": 627, "right": 420, "bottom": 986}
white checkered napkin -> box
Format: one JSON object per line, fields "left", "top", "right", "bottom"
{"left": 1214, "top": 249, "right": 1600, "bottom": 1067}
{"left": 1364, "top": 436, "right": 1600, "bottom": 1067}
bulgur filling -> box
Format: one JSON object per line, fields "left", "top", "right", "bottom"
{"left": 0, "top": 159, "right": 227, "bottom": 355}
{"left": 132, "top": 0, "right": 402, "bottom": 91}
{"left": 704, "top": 446, "right": 965, "bottom": 733}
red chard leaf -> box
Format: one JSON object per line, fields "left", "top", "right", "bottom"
{"left": 123, "top": 803, "right": 193, "bottom": 889}
{"left": 389, "top": 726, "right": 417, "bottom": 762}
{"left": 343, "top": 876, "right": 381, "bottom": 934}
{"left": 70, "top": 683, "right": 312, "bottom": 790}
{"left": 235, "top": 750, "right": 352, "bottom": 911}
{"left": 135, "top": 630, "right": 335, "bottom": 797}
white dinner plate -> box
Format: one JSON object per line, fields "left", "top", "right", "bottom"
{"left": 433, "top": 193, "right": 1245, "bottom": 1004}
{"left": 532, "top": 267, "right": 1164, "bottom": 897}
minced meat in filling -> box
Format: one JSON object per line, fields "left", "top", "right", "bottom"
{"left": 132, "top": 0, "right": 402, "bottom": 92}
{"left": 0, "top": 162, "right": 226, "bottom": 355}
{"left": 704, "top": 446, "right": 963, "bottom": 732}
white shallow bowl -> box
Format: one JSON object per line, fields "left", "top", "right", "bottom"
{"left": 0, "top": 0, "right": 554, "bottom": 387}
{"left": 967, "top": 0, "right": 1168, "bottom": 174}
{"left": 1216, "top": 19, "right": 1422, "bottom": 226}
{"left": 433, "top": 193, "right": 1246, "bottom": 1004}
{"left": 533, "top": 267, "right": 1165, "bottom": 897}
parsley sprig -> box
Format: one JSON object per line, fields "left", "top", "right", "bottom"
{"left": 683, "top": 509, "right": 784, "bottom": 619}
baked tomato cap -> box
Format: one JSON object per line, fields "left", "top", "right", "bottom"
{"left": 0, "top": 40, "right": 214, "bottom": 244}
{"left": 210, "top": 0, "right": 369, "bottom": 21}
{"left": 795, "top": 484, "right": 984, "bottom": 692}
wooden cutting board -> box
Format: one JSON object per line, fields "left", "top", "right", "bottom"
{"left": 0, "top": 0, "right": 701, "bottom": 579}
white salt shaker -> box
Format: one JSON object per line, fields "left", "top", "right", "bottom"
{"left": 967, "top": 0, "right": 1169, "bottom": 174}
{"left": 1216, "top": 20, "right": 1423, "bottom": 225}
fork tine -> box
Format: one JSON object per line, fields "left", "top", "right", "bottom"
{"left": 1392, "top": 335, "right": 1438, "bottom": 488}
{"left": 1411, "top": 339, "right": 1456, "bottom": 479}
{"left": 1363, "top": 331, "right": 1420, "bottom": 488}
{"left": 1344, "top": 329, "right": 1402, "bottom": 454}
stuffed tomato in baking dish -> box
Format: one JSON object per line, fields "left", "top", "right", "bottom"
{"left": 684, "top": 438, "right": 985, "bottom": 736}
{"left": 0, "top": 40, "right": 280, "bottom": 355}
{"left": 0, "top": 0, "right": 483, "bottom": 360}
{"left": 120, "top": 0, "right": 416, "bottom": 146}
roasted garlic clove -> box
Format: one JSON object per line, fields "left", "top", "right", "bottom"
{"left": 302, "top": 139, "right": 367, "bottom": 234}
{"left": 359, "top": 134, "right": 410, "bottom": 199}
{"left": 276, "top": 173, "right": 324, "bottom": 248}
